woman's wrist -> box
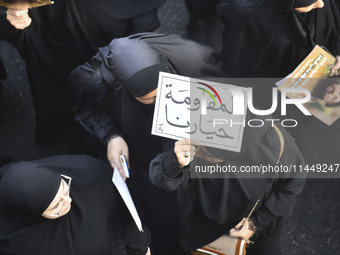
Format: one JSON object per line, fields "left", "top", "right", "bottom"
{"left": 105, "top": 134, "right": 123, "bottom": 145}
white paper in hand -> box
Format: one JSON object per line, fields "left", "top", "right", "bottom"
{"left": 112, "top": 167, "right": 143, "bottom": 232}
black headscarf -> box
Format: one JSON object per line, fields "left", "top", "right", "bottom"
{"left": 0, "top": 155, "right": 121, "bottom": 255}
{"left": 125, "top": 64, "right": 168, "bottom": 97}
{"left": 0, "top": 163, "right": 60, "bottom": 217}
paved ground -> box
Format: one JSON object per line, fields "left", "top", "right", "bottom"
{"left": 0, "top": 0, "right": 339, "bottom": 254}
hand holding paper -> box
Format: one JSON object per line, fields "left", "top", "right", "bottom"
{"left": 107, "top": 136, "right": 129, "bottom": 180}
{"left": 174, "top": 139, "right": 198, "bottom": 167}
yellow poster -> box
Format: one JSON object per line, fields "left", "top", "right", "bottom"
{"left": 278, "top": 45, "right": 340, "bottom": 125}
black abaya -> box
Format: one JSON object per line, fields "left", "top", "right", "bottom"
{"left": 150, "top": 114, "right": 306, "bottom": 254}
{"left": 67, "top": 33, "right": 223, "bottom": 255}
{"left": 219, "top": 0, "right": 340, "bottom": 78}
{"left": 0, "top": 154, "right": 150, "bottom": 255}
{"left": 0, "top": 0, "right": 164, "bottom": 145}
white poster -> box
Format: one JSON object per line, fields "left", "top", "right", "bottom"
{"left": 152, "top": 72, "right": 247, "bottom": 152}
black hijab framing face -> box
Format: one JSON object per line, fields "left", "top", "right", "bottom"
{"left": 0, "top": 162, "right": 60, "bottom": 218}
{"left": 91, "top": 34, "right": 223, "bottom": 171}
{"left": 0, "top": 155, "right": 119, "bottom": 255}
{"left": 0, "top": 162, "right": 72, "bottom": 255}
{"left": 124, "top": 64, "right": 168, "bottom": 98}
{"left": 96, "top": 37, "right": 171, "bottom": 171}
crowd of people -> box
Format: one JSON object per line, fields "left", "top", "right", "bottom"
{"left": 0, "top": 0, "right": 338, "bottom": 255}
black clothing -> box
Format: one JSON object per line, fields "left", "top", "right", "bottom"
{"left": 125, "top": 64, "right": 168, "bottom": 97}
{"left": 300, "top": 1, "right": 340, "bottom": 56}
{"left": 150, "top": 115, "right": 306, "bottom": 254}
{"left": 0, "top": 156, "right": 12, "bottom": 168}
{"left": 0, "top": 56, "right": 6, "bottom": 98}
{"left": 68, "top": 33, "right": 223, "bottom": 169}
{"left": 294, "top": 0, "right": 317, "bottom": 7}
{"left": 185, "top": 0, "right": 220, "bottom": 43}
{"left": 0, "top": 154, "right": 150, "bottom": 255}
{"left": 219, "top": 0, "right": 340, "bottom": 78}
{"left": 68, "top": 33, "right": 223, "bottom": 255}
{"left": 0, "top": 0, "right": 164, "bottom": 145}
{"left": 0, "top": 56, "right": 6, "bottom": 81}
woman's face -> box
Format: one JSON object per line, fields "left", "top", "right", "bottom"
{"left": 324, "top": 83, "right": 340, "bottom": 106}
{"left": 42, "top": 179, "right": 72, "bottom": 219}
{"left": 295, "top": 0, "right": 324, "bottom": 13}
{"left": 135, "top": 89, "right": 158, "bottom": 104}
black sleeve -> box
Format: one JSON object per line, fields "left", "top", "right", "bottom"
{"left": 251, "top": 178, "right": 305, "bottom": 233}
{"left": 126, "top": 224, "right": 151, "bottom": 255}
{"left": 149, "top": 141, "right": 189, "bottom": 191}
{"left": 263, "top": 178, "right": 305, "bottom": 217}
{"left": 67, "top": 59, "right": 122, "bottom": 142}
{"left": 250, "top": 206, "right": 276, "bottom": 234}
{"left": 250, "top": 121, "right": 306, "bottom": 230}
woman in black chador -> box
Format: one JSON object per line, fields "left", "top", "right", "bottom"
{"left": 0, "top": 0, "right": 164, "bottom": 146}
{"left": 0, "top": 154, "right": 151, "bottom": 255}
{"left": 150, "top": 115, "right": 306, "bottom": 255}
{"left": 219, "top": 0, "right": 340, "bottom": 78}
{"left": 68, "top": 33, "right": 223, "bottom": 255}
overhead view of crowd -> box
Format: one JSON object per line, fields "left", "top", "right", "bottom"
{"left": 0, "top": 0, "right": 339, "bottom": 255}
